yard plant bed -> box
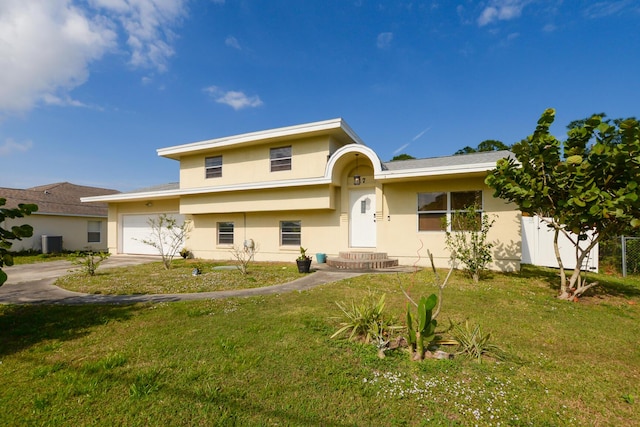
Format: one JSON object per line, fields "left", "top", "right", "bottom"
{"left": 1, "top": 265, "right": 639, "bottom": 425}
{"left": 55, "top": 260, "right": 304, "bottom": 295}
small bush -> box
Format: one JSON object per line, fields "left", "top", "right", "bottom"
{"left": 331, "top": 292, "right": 401, "bottom": 345}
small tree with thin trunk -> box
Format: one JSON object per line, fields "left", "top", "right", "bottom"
{"left": 443, "top": 205, "right": 495, "bottom": 284}
{"left": 486, "top": 109, "right": 640, "bottom": 300}
{"left": 139, "top": 214, "right": 191, "bottom": 270}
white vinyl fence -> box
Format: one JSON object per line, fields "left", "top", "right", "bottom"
{"left": 521, "top": 216, "right": 598, "bottom": 272}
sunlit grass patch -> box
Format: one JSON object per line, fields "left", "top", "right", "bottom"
{"left": 55, "top": 259, "right": 304, "bottom": 294}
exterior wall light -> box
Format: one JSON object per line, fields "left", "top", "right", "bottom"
{"left": 353, "top": 154, "right": 361, "bottom": 186}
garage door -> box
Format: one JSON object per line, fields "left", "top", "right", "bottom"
{"left": 121, "top": 214, "right": 185, "bottom": 255}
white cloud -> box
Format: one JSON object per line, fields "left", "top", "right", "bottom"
{"left": 204, "top": 86, "right": 263, "bottom": 111}
{"left": 0, "top": 0, "right": 116, "bottom": 113}
{"left": 412, "top": 127, "right": 431, "bottom": 141}
{"left": 225, "top": 35, "right": 241, "bottom": 50}
{"left": 584, "top": 1, "right": 633, "bottom": 19}
{"left": 0, "top": 0, "right": 187, "bottom": 115}
{"left": 0, "top": 138, "right": 33, "bottom": 156}
{"left": 392, "top": 143, "right": 410, "bottom": 155}
{"left": 376, "top": 32, "right": 393, "bottom": 49}
{"left": 477, "top": 0, "right": 531, "bottom": 26}
{"left": 91, "top": 0, "right": 188, "bottom": 72}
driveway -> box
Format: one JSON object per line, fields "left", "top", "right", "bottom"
{"left": 0, "top": 255, "right": 364, "bottom": 305}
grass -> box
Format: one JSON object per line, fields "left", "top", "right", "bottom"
{"left": 11, "top": 251, "right": 71, "bottom": 264}
{"left": 1, "top": 264, "right": 639, "bottom": 425}
{"left": 55, "top": 259, "right": 304, "bottom": 294}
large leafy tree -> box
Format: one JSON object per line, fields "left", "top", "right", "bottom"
{"left": 486, "top": 109, "right": 640, "bottom": 300}
{"left": 0, "top": 198, "right": 38, "bottom": 285}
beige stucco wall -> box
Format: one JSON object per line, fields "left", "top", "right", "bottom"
{"left": 377, "top": 175, "right": 521, "bottom": 271}
{"left": 102, "top": 150, "right": 521, "bottom": 271}
{"left": 180, "top": 185, "right": 335, "bottom": 214}
{"left": 185, "top": 206, "right": 344, "bottom": 262}
{"left": 4, "top": 215, "right": 108, "bottom": 252}
{"left": 106, "top": 199, "right": 181, "bottom": 254}
{"left": 179, "top": 171, "right": 520, "bottom": 270}
{"left": 179, "top": 135, "right": 341, "bottom": 189}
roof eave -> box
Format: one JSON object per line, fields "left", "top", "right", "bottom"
{"left": 376, "top": 163, "right": 497, "bottom": 181}
{"left": 156, "top": 118, "right": 363, "bottom": 160}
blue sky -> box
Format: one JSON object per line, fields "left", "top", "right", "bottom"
{"left": 1, "top": 0, "right": 639, "bottom": 192}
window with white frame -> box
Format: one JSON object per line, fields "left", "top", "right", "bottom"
{"left": 87, "top": 221, "right": 101, "bottom": 243}
{"left": 217, "top": 222, "right": 234, "bottom": 245}
{"left": 418, "top": 191, "right": 483, "bottom": 232}
{"left": 205, "top": 156, "right": 222, "bottom": 178}
{"left": 280, "top": 220, "right": 301, "bottom": 246}
{"left": 270, "top": 146, "right": 292, "bottom": 172}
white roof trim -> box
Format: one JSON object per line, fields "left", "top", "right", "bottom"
{"left": 157, "top": 118, "right": 364, "bottom": 159}
{"left": 82, "top": 177, "right": 333, "bottom": 203}
{"left": 376, "top": 162, "right": 498, "bottom": 180}
{"left": 325, "top": 144, "right": 383, "bottom": 177}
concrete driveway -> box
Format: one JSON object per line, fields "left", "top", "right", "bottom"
{"left": 0, "top": 255, "right": 160, "bottom": 305}
{"left": 0, "top": 255, "right": 364, "bottom": 305}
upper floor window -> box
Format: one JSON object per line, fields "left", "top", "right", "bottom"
{"left": 270, "top": 146, "right": 292, "bottom": 172}
{"left": 217, "top": 222, "right": 234, "bottom": 245}
{"left": 418, "top": 190, "right": 482, "bottom": 232}
{"left": 87, "top": 221, "right": 101, "bottom": 243}
{"left": 205, "top": 156, "right": 222, "bottom": 178}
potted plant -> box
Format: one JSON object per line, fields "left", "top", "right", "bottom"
{"left": 296, "top": 246, "right": 312, "bottom": 273}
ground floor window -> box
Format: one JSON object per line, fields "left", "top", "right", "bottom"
{"left": 280, "top": 220, "right": 301, "bottom": 246}
{"left": 87, "top": 221, "right": 102, "bottom": 243}
{"left": 217, "top": 222, "right": 234, "bottom": 245}
{"left": 418, "top": 190, "right": 483, "bottom": 231}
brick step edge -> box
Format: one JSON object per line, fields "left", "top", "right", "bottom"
{"left": 326, "top": 258, "right": 399, "bottom": 270}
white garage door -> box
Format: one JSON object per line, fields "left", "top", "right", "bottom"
{"left": 121, "top": 214, "right": 185, "bottom": 255}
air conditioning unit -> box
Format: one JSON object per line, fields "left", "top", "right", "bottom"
{"left": 42, "top": 235, "right": 63, "bottom": 254}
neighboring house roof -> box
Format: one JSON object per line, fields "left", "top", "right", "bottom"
{"left": 157, "top": 118, "right": 364, "bottom": 160}
{"left": 1, "top": 182, "right": 120, "bottom": 217}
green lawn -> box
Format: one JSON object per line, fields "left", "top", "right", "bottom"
{"left": 55, "top": 259, "right": 305, "bottom": 294}
{"left": 1, "top": 264, "right": 639, "bottom": 426}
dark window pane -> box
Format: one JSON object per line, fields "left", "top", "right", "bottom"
{"left": 217, "top": 222, "right": 234, "bottom": 245}
{"left": 451, "top": 212, "right": 482, "bottom": 231}
{"left": 88, "top": 232, "right": 101, "bottom": 243}
{"left": 418, "top": 192, "right": 447, "bottom": 211}
{"left": 418, "top": 213, "right": 446, "bottom": 231}
{"left": 280, "top": 220, "right": 301, "bottom": 246}
{"left": 270, "top": 146, "right": 292, "bottom": 171}
{"left": 451, "top": 191, "right": 482, "bottom": 210}
{"left": 205, "top": 156, "right": 222, "bottom": 178}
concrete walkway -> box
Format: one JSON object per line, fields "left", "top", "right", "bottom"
{"left": 0, "top": 255, "right": 366, "bottom": 305}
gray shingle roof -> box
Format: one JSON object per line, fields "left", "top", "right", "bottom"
{"left": 382, "top": 150, "right": 512, "bottom": 171}
{"left": 0, "top": 182, "right": 120, "bottom": 217}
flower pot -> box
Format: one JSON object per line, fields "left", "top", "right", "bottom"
{"left": 316, "top": 253, "right": 326, "bottom": 263}
{"left": 296, "top": 258, "right": 312, "bottom": 273}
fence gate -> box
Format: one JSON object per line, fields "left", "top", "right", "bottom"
{"left": 521, "top": 216, "right": 599, "bottom": 272}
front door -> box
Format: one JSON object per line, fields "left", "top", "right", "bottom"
{"left": 350, "top": 189, "right": 376, "bottom": 247}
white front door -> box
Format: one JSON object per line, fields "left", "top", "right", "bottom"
{"left": 350, "top": 189, "right": 376, "bottom": 248}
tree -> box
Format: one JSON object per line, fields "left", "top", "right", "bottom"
{"left": 485, "top": 108, "right": 640, "bottom": 300}
{"left": 139, "top": 214, "right": 192, "bottom": 269}
{"left": 0, "top": 198, "right": 38, "bottom": 286}
{"left": 454, "top": 140, "right": 509, "bottom": 155}
{"left": 390, "top": 153, "right": 416, "bottom": 161}
{"left": 443, "top": 205, "right": 495, "bottom": 284}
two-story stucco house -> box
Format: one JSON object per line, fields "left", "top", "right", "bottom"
{"left": 83, "top": 118, "right": 521, "bottom": 271}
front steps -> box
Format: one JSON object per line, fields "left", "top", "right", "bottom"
{"left": 326, "top": 251, "right": 399, "bottom": 270}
